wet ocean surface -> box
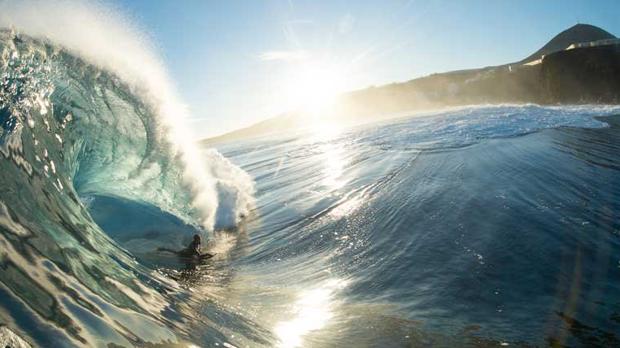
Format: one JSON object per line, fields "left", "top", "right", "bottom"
{"left": 3, "top": 94, "right": 620, "bottom": 347}
{"left": 180, "top": 106, "right": 620, "bottom": 347}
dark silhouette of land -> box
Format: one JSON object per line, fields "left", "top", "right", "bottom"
{"left": 202, "top": 24, "right": 620, "bottom": 145}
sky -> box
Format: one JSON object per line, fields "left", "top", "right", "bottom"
{"left": 113, "top": 0, "right": 620, "bottom": 139}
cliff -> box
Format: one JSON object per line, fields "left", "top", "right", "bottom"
{"left": 541, "top": 44, "right": 620, "bottom": 103}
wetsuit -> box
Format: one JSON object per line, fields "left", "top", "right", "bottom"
{"left": 179, "top": 239, "right": 201, "bottom": 257}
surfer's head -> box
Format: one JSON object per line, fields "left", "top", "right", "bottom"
{"left": 193, "top": 234, "right": 201, "bottom": 243}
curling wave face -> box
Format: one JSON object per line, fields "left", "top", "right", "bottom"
{"left": 0, "top": 0, "right": 254, "bottom": 232}
{"left": 0, "top": 28, "right": 255, "bottom": 346}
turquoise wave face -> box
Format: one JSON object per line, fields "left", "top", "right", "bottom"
{"left": 0, "top": 32, "right": 260, "bottom": 347}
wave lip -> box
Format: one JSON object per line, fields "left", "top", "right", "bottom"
{"left": 0, "top": 0, "right": 255, "bottom": 231}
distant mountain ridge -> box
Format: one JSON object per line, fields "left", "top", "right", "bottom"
{"left": 521, "top": 24, "right": 616, "bottom": 63}
{"left": 203, "top": 24, "right": 620, "bottom": 145}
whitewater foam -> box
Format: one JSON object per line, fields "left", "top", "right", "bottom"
{"left": 0, "top": 0, "right": 254, "bottom": 230}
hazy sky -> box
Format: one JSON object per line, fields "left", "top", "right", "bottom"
{"left": 114, "top": 0, "right": 620, "bottom": 138}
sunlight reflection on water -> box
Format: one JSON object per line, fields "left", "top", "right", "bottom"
{"left": 321, "top": 142, "right": 346, "bottom": 190}
{"left": 274, "top": 279, "right": 347, "bottom": 348}
{"left": 310, "top": 121, "right": 348, "bottom": 191}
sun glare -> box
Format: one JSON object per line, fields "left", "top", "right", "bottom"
{"left": 281, "top": 63, "right": 346, "bottom": 113}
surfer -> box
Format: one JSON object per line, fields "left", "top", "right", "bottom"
{"left": 158, "top": 234, "right": 215, "bottom": 259}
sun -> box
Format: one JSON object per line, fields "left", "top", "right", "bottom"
{"left": 281, "top": 62, "right": 346, "bottom": 114}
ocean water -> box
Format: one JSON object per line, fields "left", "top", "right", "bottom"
{"left": 207, "top": 105, "right": 620, "bottom": 347}
{"left": 1, "top": 7, "right": 620, "bottom": 348}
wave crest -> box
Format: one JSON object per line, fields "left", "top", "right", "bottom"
{"left": 0, "top": 0, "right": 254, "bottom": 231}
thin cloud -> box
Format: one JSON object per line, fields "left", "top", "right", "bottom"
{"left": 259, "top": 50, "right": 309, "bottom": 61}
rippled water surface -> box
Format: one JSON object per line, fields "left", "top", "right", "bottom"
{"left": 202, "top": 105, "right": 620, "bottom": 347}
{"left": 3, "top": 94, "right": 620, "bottom": 347}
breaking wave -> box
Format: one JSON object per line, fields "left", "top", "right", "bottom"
{"left": 0, "top": 1, "right": 254, "bottom": 346}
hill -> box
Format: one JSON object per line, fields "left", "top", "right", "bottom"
{"left": 203, "top": 24, "right": 620, "bottom": 145}
{"left": 521, "top": 23, "right": 615, "bottom": 63}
